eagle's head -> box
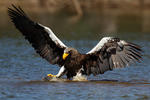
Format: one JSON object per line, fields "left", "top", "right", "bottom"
{"left": 63, "top": 47, "right": 78, "bottom": 60}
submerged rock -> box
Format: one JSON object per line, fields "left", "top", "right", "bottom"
{"left": 42, "top": 76, "right": 88, "bottom": 82}
{"left": 42, "top": 76, "right": 69, "bottom": 82}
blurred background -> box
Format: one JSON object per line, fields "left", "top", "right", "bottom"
{"left": 1, "top": 0, "right": 150, "bottom": 39}
{"left": 0, "top": 1, "right": 150, "bottom": 100}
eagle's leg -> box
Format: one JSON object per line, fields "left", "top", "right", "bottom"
{"left": 47, "top": 66, "right": 66, "bottom": 78}
{"left": 56, "top": 66, "right": 66, "bottom": 78}
{"left": 72, "top": 66, "right": 87, "bottom": 81}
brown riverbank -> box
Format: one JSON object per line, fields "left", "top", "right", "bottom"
{"left": 1, "top": 0, "right": 150, "bottom": 38}
{"left": 1, "top": 0, "right": 150, "bottom": 15}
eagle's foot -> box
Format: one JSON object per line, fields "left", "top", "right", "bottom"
{"left": 47, "top": 74, "right": 56, "bottom": 77}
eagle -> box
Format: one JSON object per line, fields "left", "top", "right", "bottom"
{"left": 8, "top": 5, "right": 142, "bottom": 80}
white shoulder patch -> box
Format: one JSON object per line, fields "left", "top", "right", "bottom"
{"left": 120, "top": 40, "right": 127, "bottom": 45}
{"left": 38, "top": 23, "right": 67, "bottom": 48}
{"left": 87, "top": 37, "right": 113, "bottom": 54}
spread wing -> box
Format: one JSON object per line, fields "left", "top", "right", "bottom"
{"left": 85, "top": 37, "right": 143, "bottom": 75}
{"left": 8, "top": 5, "right": 67, "bottom": 66}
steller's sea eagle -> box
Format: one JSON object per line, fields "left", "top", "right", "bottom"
{"left": 8, "top": 5, "right": 143, "bottom": 80}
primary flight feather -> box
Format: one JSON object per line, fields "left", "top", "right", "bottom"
{"left": 8, "top": 5, "right": 143, "bottom": 80}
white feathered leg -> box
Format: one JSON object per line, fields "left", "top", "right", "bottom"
{"left": 73, "top": 66, "right": 87, "bottom": 81}
{"left": 56, "top": 66, "right": 66, "bottom": 78}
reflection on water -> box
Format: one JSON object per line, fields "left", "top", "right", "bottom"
{"left": 0, "top": 10, "right": 150, "bottom": 100}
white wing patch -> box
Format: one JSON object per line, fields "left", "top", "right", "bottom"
{"left": 119, "top": 40, "right": 128, "bottom": 45}
{"left": 44, "top": 26, "right": 67, "bottom": 48}
{"left": 87, "top": 37, "right": 113, "bottom": 54}
{"left": 39, "top": 23, "right": 67, "bottom": 48}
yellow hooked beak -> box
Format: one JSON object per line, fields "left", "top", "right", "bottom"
{"left": 63, "top": 53, "right": 69, "bottom": 60}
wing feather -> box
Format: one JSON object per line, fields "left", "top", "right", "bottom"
{"left": 84, "top": 37, "right": 143, "bottom": 75}
{"left": 8, "top": 5, "right": 67, "bottom": 66}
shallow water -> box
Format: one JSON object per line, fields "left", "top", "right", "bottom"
{"left": 0, "top": 12, "right": 150, "bottom": 100}
{"left": 0, "top": 36, "right": 150, "bottom": 100}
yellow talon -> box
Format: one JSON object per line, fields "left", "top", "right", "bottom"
{"left": 47, "top": 74, "right": 56, "bottom": 77}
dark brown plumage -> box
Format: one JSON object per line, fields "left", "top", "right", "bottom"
{"left": 8, "top": 5, "right": 143, "bottom": 80}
